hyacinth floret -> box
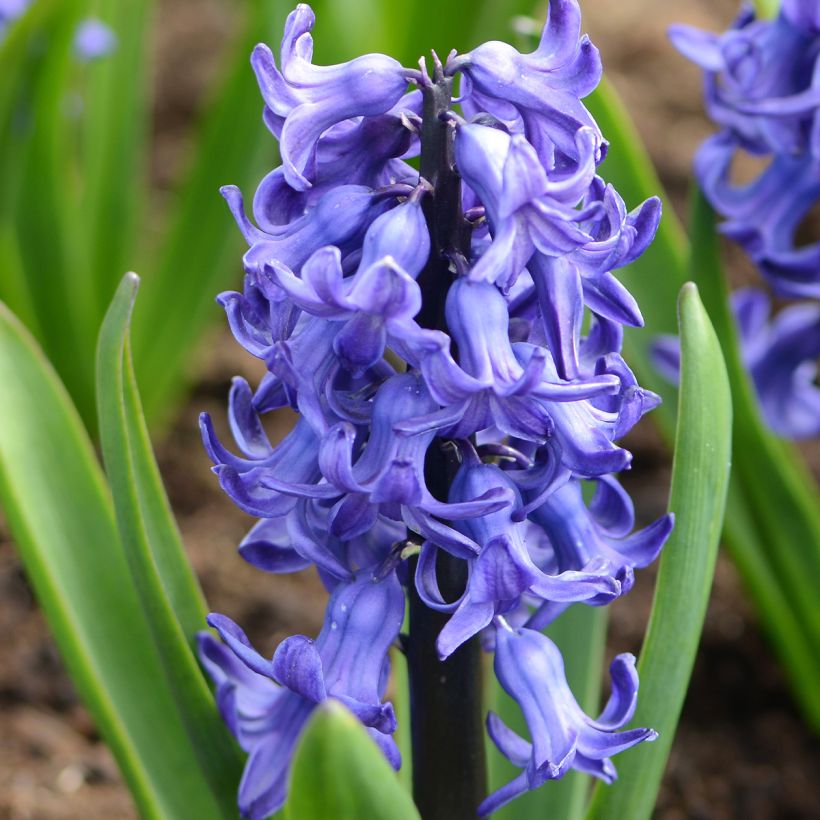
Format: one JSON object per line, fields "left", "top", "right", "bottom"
{"left": 669, "top": 1, "right": 820, "bottom": 300}
{"left": 200, "top": 1, "right": 673, "bottom": 816}
{"left": 667, "top": 1, "right": 820, "bottom": 441}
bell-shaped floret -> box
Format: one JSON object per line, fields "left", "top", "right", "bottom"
{"left": 417, "top": 462, "right": 622, "bottom": 659}
{"left": 449, "top": 0, "right": 602, "bottom": 162}
{"left": 251, "top": 4, "right": 411, "bottom": 189}
{"left": 317, "top": 373, "right": 512, "bottom": 544}
{"left": 525, "top": 476, "right": 673, "bottom": 627}
{"left": 223, "top": 183, "right": 393, "bottom": 277}
{"left": 454, "top": 123, "right": 601, "bottom": 289}
{"left": 199, "top": 570, "right": 405, "bottom": 819}
{"left": 270, "top": 190, "right": 430, "bottom": 372}
{"left": 397, "top": 279, "right": 620, "bottom": 444}
{"left": 479, "top": 626, "right": 656, "bottom": 816}
{"left": 255, "top": 90, "right": 421, "bottom": 226}
{"left": 200, "top": 377, "right": 322, "bottom": 518}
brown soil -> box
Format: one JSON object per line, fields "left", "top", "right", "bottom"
{"left": 1, "top": 1, "right": 818, "bottom": 818}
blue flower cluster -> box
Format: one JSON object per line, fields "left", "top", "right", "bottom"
{"left": 668, "top": 1, "right": 819, "bottom": 439}
{"left": 654, "top": 289, "right": 820, "bottom": 439}
{"left": 198, "top": 2, "right": 671, "bottom": 816}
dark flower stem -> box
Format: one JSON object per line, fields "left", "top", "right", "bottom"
{"left": 406, "top": 58, "right": 487, "bottom": 820}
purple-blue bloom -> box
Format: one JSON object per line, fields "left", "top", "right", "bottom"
{"left": 653, "top": 288, "right": 820, "bottom": 439}
{"left": 670, "top": 2, "right": 820, "bottom": 299}
{"left": 480, "top": 624, "right": 656, "bottom": 815}
{"left": 201, "top": 1, "right": 670, "bottom": 814}
{"left": 199, "top": 570, "right": 404, "bottom": 819}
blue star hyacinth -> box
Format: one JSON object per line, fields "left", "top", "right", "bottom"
{"left": 200, "top": 2, "right": 672, "bottom": 815}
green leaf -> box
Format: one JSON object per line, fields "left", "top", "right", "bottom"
{"left": 4, "top": 0, "right": 98, "bottom": 426}
{"left": 133, "top": 0, "right": 285, "bottom": 427}
{"left": 585, "top": 283, "right": 732, "bottom": 820}
{"left": 285, "top": 700, "right": 421, "bottom": 820}
{"left": 583, "top": 75, "right": 820, "bottom": 728}
{"left": 487, "top": 607, "right": 607, "bottom": 820}
{"left": 80, "top": 0, "right": 153, "bottom": 321}
{"left": 688, "top": 189, "right": 820, "bottom": 726}
{"left": 96, "top": 273, "right": 243, "bottom": 813}
{"left": 99, "top": 273, "right": 209, "bottom": 641}
{"left": 753, "top": 0, "right": 780, "bottom": 18}
{"left": 0, "top": 300, "right": 233, "bottom": 818}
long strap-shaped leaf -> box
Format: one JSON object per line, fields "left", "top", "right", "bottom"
{"left": 286, "top": 701, "right": 422, "bottom": 820}
{"left": 6, "top": 0, "right": 98, "bottom": 426}
{"left": 688, "top": 191, "right": 820, "bottom": 718}
{"left": 0, "top": 300, "right": 228, "bottom": 818}
{"left": 585, "top": 74, "right": 820, "bottom": 730}
{"left": 133, "top": 0, "right": 284, "bottom": 427}
{"left": 585, "top": 283, "right": 732, "bottom": 820}
{"left": 96, "top": 273, "right": 244, "bottom": 815}
{"left": 81, "top": 0, "right": 154, "bottom": 322}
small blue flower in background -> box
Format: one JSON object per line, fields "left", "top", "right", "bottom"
{"left": 73, "top": 18, "right": 117, "bottom": 62}
{"left": 0, "top": 0, "right": 28, "bottom": 38}
{"left": 200, "top": 1, "right": 670, "bottom": 815}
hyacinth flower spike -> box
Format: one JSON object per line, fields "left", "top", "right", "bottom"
{"left": 480, "top": 624, "right": 657, "bottom": 816}
{"left": 199, "top": 570, "right": 405, "bottom": 819}
{"left": 200, "top": 1, "right": 670, "bottom": 815}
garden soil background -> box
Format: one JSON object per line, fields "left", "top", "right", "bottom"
{"left": 1, "top": 0, "right": 818, "bottom": 817}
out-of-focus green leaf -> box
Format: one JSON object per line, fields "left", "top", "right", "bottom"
{"left": 133, "top": 0, "right": 284, "bottom": 427}
{"left": 586, "top": 283, "right": 732, "bottom": 820}
{"left": 487, "top": 607, "right": 607, "bottom": 820}
{"left": 688, "top": 190, "right": 820, "bottom": 726}
{"left": 96, "top": 273, "right": 243, "bottom": 813}
{"left": 285, "top": 700, "right": 421, "bottom": 820}
{"left": 81, "top": 0, "right": 153, "bottom": 320}
{"left": 5, "top": 0, "right": 98, "bottom": 426}
{"left": 0, "top": 300, "right": 232, "bottom": 818}
{"left": 753, "top": 0, "right": 780, "bottom": 19}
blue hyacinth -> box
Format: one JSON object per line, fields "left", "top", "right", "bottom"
{"left": 199, "top": 2, "right": 671, "bottom": 815}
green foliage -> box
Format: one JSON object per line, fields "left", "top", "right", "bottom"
{"left": 586, "top": 76, "right": 820, "bottom": 731}
{"left": 0, "top": 0, "right": 282, "bottom": 432}
{"left": 0, "top": 297, "right": 234, "bottom": 818}
{"left": 286, "top": 700, "right": 421, "bottom": 820}
{"left": 96, "top": 273, "right": 244, "bottom": 811}
{"left": 687, "top": 191, "right": 820, "bottom": 728}
{"left": 586, "top": 283, "right": 732, "bottom": 820}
